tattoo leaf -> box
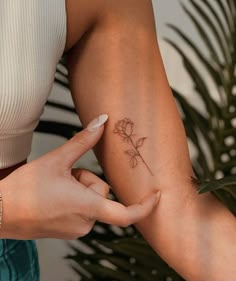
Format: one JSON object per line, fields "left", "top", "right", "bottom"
{"left": 125, "top": 150, "right": 138, "bottom": 157}
{"left": 131, "top": 157, "right": 138, "bottom": 168}
{"left": 136, "top": 137, "right": 147, "bottom": 148}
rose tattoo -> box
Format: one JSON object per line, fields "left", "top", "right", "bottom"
{"left": 113, "top": 118, "right": 154, "bottom": 176}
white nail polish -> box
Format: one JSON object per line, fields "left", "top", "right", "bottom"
{"left": 86, "top": 114, "right": 108, "bottom": 132}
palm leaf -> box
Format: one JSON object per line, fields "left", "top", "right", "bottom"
{"left": 198, "top": 0, "right": 230, "bottom": 47}
{"left": 188, "top": 0, "right": 230, "bottom": 64}
{"left": 199, "top": 176, "right": 236, "bottom": 193}
{"left": 166, "top": 0, "right": 236, "bottom": 211}
{"left": 165, "top": 39, "right": 221, "bottom": 123}
{"left": 214, "top": 0, "right": 235, "bottom": 33}
{"left": 64, "top": 217, "right": 184, "bottom": 281}
{"left": 180, "top": 3, "right": 222, "bottom": 65}
{"left": 166, "top": 24, "right": 222, "bottom": 86}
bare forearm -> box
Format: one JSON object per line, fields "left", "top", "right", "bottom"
{"left": 67, "top": 5, "right": 236, "bottom": 279}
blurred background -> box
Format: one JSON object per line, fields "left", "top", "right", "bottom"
{"left": 29, "top": 0, "right": 236, "bottom": 280}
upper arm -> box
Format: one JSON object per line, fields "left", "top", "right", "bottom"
{"left": 65, "top": 0, "right": 161, "bottom": 126}
{"left": 65, "top": 0, "right": 193, "bottom": 192}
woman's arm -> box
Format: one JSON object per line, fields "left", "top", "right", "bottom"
{"left": 66, "top": 1, "right": 236, "bottom": 279}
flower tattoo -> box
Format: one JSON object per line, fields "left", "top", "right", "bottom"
{"left": 113, "top": 118, "right": 154, "bottom": 176}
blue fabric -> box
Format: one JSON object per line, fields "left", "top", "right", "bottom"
{"left": 0, "top": 239, "right": 40, "bottom": 281}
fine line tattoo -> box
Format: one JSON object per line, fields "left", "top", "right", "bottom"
{"left": 113, "top": 118, "right": 154, "bottom": 176}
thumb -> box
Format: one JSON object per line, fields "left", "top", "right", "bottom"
{"left": 58, "top": 114, "right": 108, "bottom": 169}
{"left": 89, "top": 190, "right": 161, "bottom": 227}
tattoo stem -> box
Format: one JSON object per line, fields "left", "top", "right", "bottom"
{"left": 128, "top": 136, "right": 154, "bottom": 176}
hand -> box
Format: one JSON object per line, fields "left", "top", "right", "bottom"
{"left": 0, "top": 114, "right": 160, "bottom": 240}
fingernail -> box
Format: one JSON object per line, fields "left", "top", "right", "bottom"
{"left": 86, "top": 114, "right": 108, "bottom": 132}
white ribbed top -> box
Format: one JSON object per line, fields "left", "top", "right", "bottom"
{"left": 0, "top": 0, "right": 67, "bottom": 168}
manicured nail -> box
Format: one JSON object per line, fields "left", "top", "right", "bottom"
{"left": 86, "top": 114, "right": 108, "bottom": 132}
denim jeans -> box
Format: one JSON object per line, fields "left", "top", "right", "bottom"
{"left": 0, "top": 239, "right": 40, "bottom": 281}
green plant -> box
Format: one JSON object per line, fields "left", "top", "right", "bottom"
{"left": 44, "top": 0, "right": 235, "bottom": 279}
{"left": 165, "top": 0, "right": 236, "bottom": 213}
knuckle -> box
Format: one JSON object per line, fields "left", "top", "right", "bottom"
{"left": 68, "top": 234, "right": 79, "bottom": 240}
{"left": 82, "top": 169, "right": 92, "bottom": 178}
{"left": 66, "top": 228, "right": 90, "bottom": 240}
{"left": 73, "top": 168, "right": 86, "bottom": 179}
{"left": 80, "top": 224, "right": 93, "bottom": 237}
{"left": 63, "top": 226, "right": 91, "bottom": 240}
{"left": 97, "top": 183, "right": 110, "bottom": 197}
{"left": 62, "top": 233, "right": 79, "bottom": 240}
{"left": 120, "top": 217, "right": 131, "bottom": 228}
{"left": 104, "top": 184, "right": 110, "bottom": 196}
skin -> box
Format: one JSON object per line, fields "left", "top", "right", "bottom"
{"left": 0, "top": 0, "right": 236, "bottom": 280}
